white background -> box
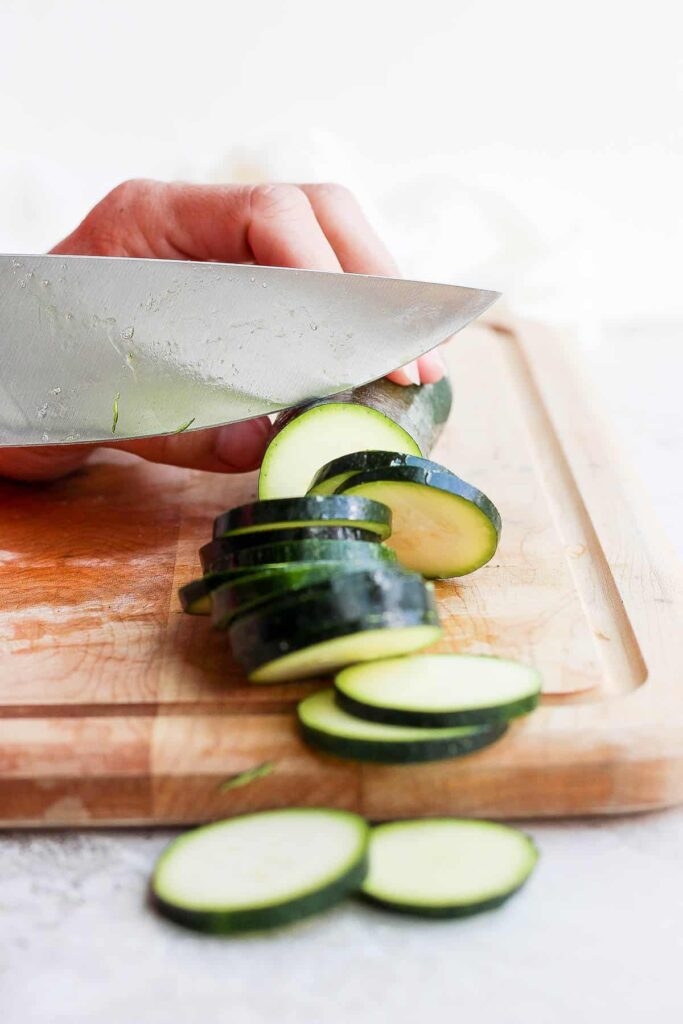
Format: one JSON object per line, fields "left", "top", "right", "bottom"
{"left": 0, "top": 0, "right": 681, "bottom": 325}
{"left": 1, "top": 4, "right": 682, "bottom": 1022}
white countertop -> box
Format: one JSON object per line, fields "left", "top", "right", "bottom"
{"left": 2, "top": 321, "right": 682, "bottom": 1023}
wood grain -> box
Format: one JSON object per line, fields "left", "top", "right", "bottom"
{"left": 0, "top": 318, "right": 681, "bottom": 825}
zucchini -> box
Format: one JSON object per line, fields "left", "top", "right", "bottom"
{"left": 179, "top": 567, "right": 274, "bottom": 615}
{"left": 152, "top": 808, "right": 369, "bottom": 933}
{"left": 361, "top": 819, "right": 538, "bottom": 917}
{"left": 308, "top": 451, "right": 451, "bottom": 497}
{"left": 298, "top": 690, "right": 506, "bottom": 764}
{"left": 205, "top": 524, "right": 379, "bottom": 557}
{"left": 334, "top": 655, "right": 541, "bottom": 727}
{"left": 229, "top": 568, "right": 441, "bottom": 683}
{"left": 258, "top": 376, "right": 452, "bottom": 500}
{"left": 337, "top": 462, "right": 501, "bottom": 578}
{"left": 200, "top": 537, "right": 397, "bottom": 575}
{"left": 213, "top": 495, "right": 392, "bottom": 541}
{"left": 211, "top": 561, "right": 355, "bottom": 629}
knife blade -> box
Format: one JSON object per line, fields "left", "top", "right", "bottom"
{"left": 0, "top": 254, "right": 499, "bottom": 446}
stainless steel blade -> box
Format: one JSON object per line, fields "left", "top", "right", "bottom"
{"left": 0, "top": 254, "right": 499, "bottom": 445}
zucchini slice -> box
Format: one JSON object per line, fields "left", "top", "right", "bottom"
{"left": 338, "top": 463, "right": 501, "bottom": 578}
{"left": 308, "top": 451, "right": 451, "bottom": 497}
{"left": 213, "top": 495, "right": 392, "bottom": 541}
{"left": 334, "top": 654, "right": 541, "bottom": 727}
{"left": 361, "top": 819, "right": 538, "bottom": 917}
{"left": 229, "top": 568, "right": 441, "bottom": 683}
{"left": 259, "top": 377, "right": 452, "bottom": 500}
{"left": 205, "top": 524, "right": 378, "bottom": 557}
{"left": 179, "top": 567, "right": 275, "bottom": 615}
{"left": 152, "top": 808, "right": 369, "bottom": 933}
{"left": 211, "top": 561, "right": 353, "bottom": 629}
{"left": 200, "top": 537, "right": 397, "bottom": 574}
{"left": 298, "top": 690, "right": 506, "bottom": 764}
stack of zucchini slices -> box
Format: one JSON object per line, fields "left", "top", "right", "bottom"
{"left": 165, "top": 378, "right": 543, "bottom": 934}
{"left": 177, "top": 375, "right": 540, "bottom": 761}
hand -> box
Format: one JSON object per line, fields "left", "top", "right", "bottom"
{"left": 0, "top": 180, "right": 445, "bottom": 482}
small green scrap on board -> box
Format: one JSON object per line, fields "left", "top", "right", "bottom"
{"left": 218, "top": 761, "right": 275, "bottom": 792}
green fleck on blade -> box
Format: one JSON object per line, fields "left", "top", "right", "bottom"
{"left": 111, "top": 392, "right": 120, "bottom": 434}
{"left": 173, "top": 417, "right": 196, "bottom": 434}
{"left": 218, "top": 761, "right": 275, "bottom": 792}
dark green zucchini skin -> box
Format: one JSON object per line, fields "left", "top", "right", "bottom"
{"left": 178, "top": 568, "right": 264, "bottom": 614}
{"left": 360, "top": 879, "right": 528, "bottom": 919}
{"left": 211, "top": 562, "right": 351, "bottom": 630}
{"left": 152, "top": 851, "right": 369, "bottom": 933}
{"left": 270, "top": 375, "right": 452, "bottom": 458}
{"left": 334, "top": 690, "right": 539, "bottom": 728}
{"left": 213, "top": 495, "right": 392, "bottom": 540}
{"left": 201, "top": 538, "right": 397, "bottom": 575}
{"left": 338, "top": 465, "right": 502, "bottom": 538}
{"left": 309, "top": 451, "right": 454, "bottom": 496}
{"left": 204, "top": 524, "right": 378, "bottom": 557}
{"left": 299, "top": 718, "right": 507, "bottom": 765}
{"left": 229, "top": 568, "right": 438, "bottom": 676}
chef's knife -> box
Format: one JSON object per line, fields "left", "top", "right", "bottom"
{"left": 0, "top": 254, "right": 498, "bottom": 445}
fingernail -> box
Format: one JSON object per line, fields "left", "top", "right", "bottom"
{"left": 418, "top": 349, "right": 447, "bottom": 383}
{"left": 403, "top": 362, "right": 420, "bottom": 386}
{"left": 214, "top": 419, "right": 271, "bottom": 471}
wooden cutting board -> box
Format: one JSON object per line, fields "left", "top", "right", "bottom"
{"left": 1, "top": 318, "right": 681, "bottom": 827}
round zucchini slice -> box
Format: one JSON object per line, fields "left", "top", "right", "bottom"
{"left": 259, "top": 402, "right": 420, "bottom": 501}
{"left": 338, "top": 463, "right": 501, "bottom": 578}
{"left": 298, "top": 690, "right": 506, "bottom": 764}
{"left": 178, "top": 567, "right": 277, "bottom": 615}
{"left": 229, "top": 567, "right": 441, "bottom": 683}
{"left": 211, "top": 561, "right": 352, "bottom": 629}
{"left": 308, "top": 451, "right": 452, "bottom": 497}
{"left": 361, "top": 819, "right": 538, "bottom": 917}
{"left": 334, "top": 654, "right": 541, "bottom": 727}
{"left": 200, "top": 537, "right": 397, "bottom": 574}
{"left": 259, "top": 376, "right": 451, "bottom": 500}
{"left": 152, "top": 808, "right": 369, "bottom": 933}
{"left": 213, "top": 495, "right": 392, "bottom": 541}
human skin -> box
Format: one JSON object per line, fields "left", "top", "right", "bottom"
{"left": 0, "top": 180, "right": 445, "bottom": 482}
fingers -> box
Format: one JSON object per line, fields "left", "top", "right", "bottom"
{"left": 417, "top": 349, "right": 447, "bottom": 384}
{"left": 0, "top": 418, "right": 273, "bottom": 483}
{"left": 0, "top": 445, "right": 94, "bottom": 482}
{"left": 300, "top": 184, "right": 445, "bottom": 386}
{"left": 52, "top": 180, "right": 346, "bottom": 272}
{"left": 301, "top": 184, "right": 400, "bottom": 277}
{"left": 246, "top": 184, "right": 342, "bottom": 271}
{"left": 108, "top": 417, "right": 272, "bottom": 474}
{"left": 49, "top": 177, "right": 441, "bottom": 417}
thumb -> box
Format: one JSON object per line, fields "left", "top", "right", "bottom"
{"left": 0, "top": 418, "right": 271, "bottom": 482}
{"left": 108, "top": 417, "right": 272, "bottom": 473}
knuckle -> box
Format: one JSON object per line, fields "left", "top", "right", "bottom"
{"left": 78, "top": 179, "right": 161, "bottom": 255}
{"left": 102, "top": 178, "right": 158, "bottom": 214}
{"left": 314, "top": 182, "right": 355, "bottom": 204}
{"left": 249, "top": 183, "right": 310, "bottom": 219}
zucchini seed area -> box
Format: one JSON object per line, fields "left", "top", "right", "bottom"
{"left": 362, "top": 819, "right": 538, "bottom": 912}
{"left": 344, "top": 479, "right": 498, "bottom": 578}
{"left": 259, "top": 404, "right": 420, "bottom": 499}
